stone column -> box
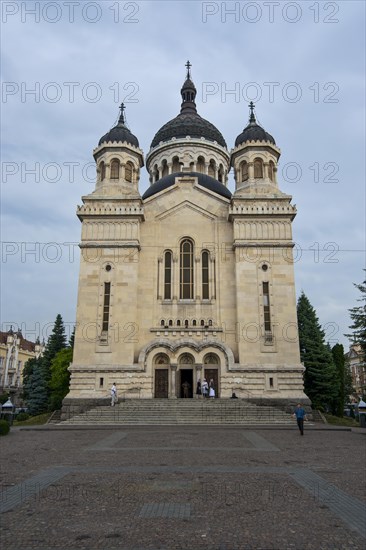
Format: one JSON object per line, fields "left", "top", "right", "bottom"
{"left": 170, "top": 364, "right": 178, "bottom": 398}
{"left": 173, "top": 254, "right": 179, "bottom": 301}
{"left": 195, "top": 256, "right": 200, "bottom": 300}
{"left": 195, "top": 364, "right": 202, "bottom": 384}
{"left": 263, "top": 163, "right": 269, "bottom": 181}
{"left": 248, "top": 162, "right": 254, "bottom": 181}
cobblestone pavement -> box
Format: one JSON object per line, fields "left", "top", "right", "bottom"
{"left": 1, "top": 425, "right": 365, "bottom": 550}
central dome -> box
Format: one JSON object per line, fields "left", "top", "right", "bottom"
{"left": 151, "top": 113, "right": 227, "bottom": 148}
{"left": 150, "top": 65, "right": 226, "bottom": 149}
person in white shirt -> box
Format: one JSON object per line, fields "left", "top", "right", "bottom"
{"left": 111, "top": 383, "right": 117, "bottom": 406}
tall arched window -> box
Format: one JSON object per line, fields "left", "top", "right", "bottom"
{"left": 202, "top": 250, "right": 209, "bottom": 300}
{"left": 172, "top": 156, "right": 180, "bottom": 173}
{"left": 197, "top": 156, "right": 205, "bottom": 174}
{"left": 100, "top": 161, "right": 106, "bottom": 182}
{"left": 125, "top": 162, "right": 133, "bottom": 182}
{"left": 241, "top": 161, "right": 248, "bottom": 182}
{"left": 254, "top": 158, "right": 263, "bottom": 179}
{"left": 180, "top": 239, "right": 194, "bottom": 299}
{"left": 162, "top": 160, "right": 168, "bottom": 177}
{"left": 164, "top": 251, "right": 172, "bottom": 300}
{"left": 268, "top": 161, "right": 275, "bottom": 182}
{"left": 218, "top": 164, "right": 224, "bottom": 183}
{"left": 110, "top": 159, "right": 120, "bottom": 179}
{"left": 208, "top": 160, "right": 215, "bottom": 178}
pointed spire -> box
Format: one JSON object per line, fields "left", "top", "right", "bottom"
{"left": 180, "top": 61, "right": 197, "bottom": 114}
{"left": 249, "top": 101, "right": 256, "bottom": 125}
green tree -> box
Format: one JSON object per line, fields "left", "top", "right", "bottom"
{"left": 331, "top": 344, "right": 347, "bottom": 416}
{"left": 24, "top": 315, "right": 68, "bottom": 414}
{"left": 26, "top": 361, "right": 49, "bottom": 415}
{"left": 49, "top": 347, "right": 73, "bottom": 410}
{"left": 297, "top": 292, "right": 339, "bottom": 410}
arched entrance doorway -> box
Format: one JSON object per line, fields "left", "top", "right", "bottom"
{"left": 154, "top": 353, "right": 170, "bottom": 398}
{"left": 203, "top": 353, "right": 220, "bottom": 397}
{"left": 178, "top": 353, "right": 194, "bottom": 398}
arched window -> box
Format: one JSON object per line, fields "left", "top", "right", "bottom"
{"left": 172, "top": 156, "right": 180, "bottom": 173}
{"left": 164, "top": 251, "right": 172, "bottom": 300}
{"left": 254, "top": 158, "right": 263, "bottom": 179}
{"left": 218, "top": 164, "right": 224, "bottom": 183}
{"left": 125, "top": 162, "right": 133, "bottom": 182}
{"left": 153, "top": 164, "right": 159, "bottom": 183}
{"left": 268, "top": 161, "right": 275, "bottom": 182}
{"left": 100, "top": 161, "right": 106, "bottom": 182}
{"left": 197, "top": 156, "right": 205, "bottom": 174}
{"left": 177, "top": 319, "right": 181, "bottom": 326}
{"left": 162, "top": 160, "right": 168, "bottom": 177}
{"left": 110, "top": 159, "right": 120, "bottom": 179}
{"left": 201, "top": 319, "right": 205, "bottom": 327}
{"left": 180, "top": 239, "right": 194, "bottom": 299}
{"left": 192, "top": 319, "right": 197, "bottom": 326}
{"left": 241, "top": 161, "right": 248, "bottom": 182}
{"left": 185, "top": 319, "right": 189, "bottom": 328}
{"left": 160, "top": 319, "right": 165, "bottom": 327}
{"left": 202, "top": 250, "right": 209, "bottom": 300}
{"left": 208, "top": 160, "right": 215, "bottom": 178}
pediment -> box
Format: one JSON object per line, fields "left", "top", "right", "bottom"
{"left": 156, "top": 200, "right": 217, "bottom": 221}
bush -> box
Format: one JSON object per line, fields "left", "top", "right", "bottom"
{"left": 16, "top": 412, "right": 30, "bottom": 422}
{"left": 0, "top": 419, "right": 10, "bottom": 436}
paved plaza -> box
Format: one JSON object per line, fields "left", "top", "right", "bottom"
{"left": 1, "top": 424, "right": 365, "bottom": 549}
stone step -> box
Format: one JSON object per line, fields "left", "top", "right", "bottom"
{"left": 60, "top": 399, "right": 294, "bottom": 425}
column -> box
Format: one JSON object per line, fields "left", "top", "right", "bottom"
{"left": 195, "top": 256, "right": 200, "bottom": 300}
{"left": 173, "top": 254, "right": 179, "bottom": 301}
{"left": 170, "top": 364, "right": 178, "bottom": 398}
{"left": 248, "top": 162, "right": 254, "bottom": 181}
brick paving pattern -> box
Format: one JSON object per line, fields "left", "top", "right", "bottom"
{"left": 0, "top": 425, "right": 365, "bottom": 549}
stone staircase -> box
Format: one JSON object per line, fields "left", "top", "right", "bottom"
{"left": 60, "top": 399, "right": 294, "bottom": 425}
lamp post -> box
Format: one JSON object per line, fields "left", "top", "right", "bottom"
{"left": 1, "top": 398, "right": 15, "bottom": 426}
{"left": 358, "top": 398, "right": 366, "bottom": 428}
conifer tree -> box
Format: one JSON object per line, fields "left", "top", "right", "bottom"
{"left": 26, "top": 361, "right": 49, "bottom": 415}
{"left": 331, "top": 343, "right": 349, "bottom": 416}
{"left": 297, "top": 292, "right": 339, "bottom": 410}
{"left": 346, "top": 272, "right": 366, "bottom": 356}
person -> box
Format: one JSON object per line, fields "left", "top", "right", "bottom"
{"left": 201, "top": 378, "right": 208, "bottom": 398}
{"left": 111, "top": 383, "right": 118, "bottom": 406}
{"left": 231, "top": 392, "right": 238, "bottom": 399}
{"left": 196, "top": 379, "right": 202, "bottom": 398}
{"left": 209, "top": 379, "right": 215, "bottom": 398}
{"left": 293, "top": 403, "right": 307, "bottom": 435}
{"left": 182, "top": 381, "right": 190, "bottom": 398}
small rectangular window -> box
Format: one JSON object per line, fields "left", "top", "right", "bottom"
{"left": 269, "top": 377, "right": 273, "bottom": 388}
{"left": 99, "top": 377, "right": 104, "bottom": 388}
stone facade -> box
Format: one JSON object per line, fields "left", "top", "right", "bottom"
{"left": 65, "top": 65, "right": 309, "bottom": 413}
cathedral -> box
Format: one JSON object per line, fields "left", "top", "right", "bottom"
{"left": 64, "top": 63, "right": 309, "bottom": 416}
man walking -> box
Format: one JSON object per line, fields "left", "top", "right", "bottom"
{"left": 293, "top": 403, "right": 307, "bottom": 435}
{"left": 111, "top": 383, "right": 118, "bottom": 406}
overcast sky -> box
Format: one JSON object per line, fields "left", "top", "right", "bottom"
{"left": 1, "top": 0, "right": 365, "bottom": 348}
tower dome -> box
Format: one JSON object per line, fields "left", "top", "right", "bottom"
{"left": 150, "top": 62, "right": 226, "bottom": 149}
{"left": 99, "top": 103, "right": 139, "bottom": 148}
{"left": 235, "top": 102, "right": 275, "bottom": 147}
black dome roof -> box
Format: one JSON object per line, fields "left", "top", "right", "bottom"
{"left": 151, "top": 66, "right": 226, "bottom": 149}
{"left": 235, "top": 103, "right": 275, "bottom": 147}
{"left": 151, "top": 113, "right": 227, "bottom": 148}
{"left": 142, "top": 171, "right": 232, "bottom": 200}
{"left": 99, "top": 105, "right": 139, "bottom": 148}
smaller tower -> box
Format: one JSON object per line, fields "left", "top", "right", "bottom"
{"left": 231, "top": 102, "right": 281, "bottom": 196}
{"left": 92, "top": 103, "right": 144, "bottom": 198}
